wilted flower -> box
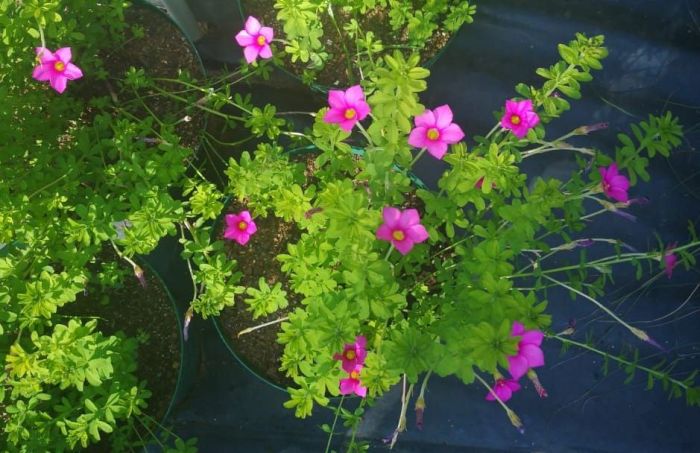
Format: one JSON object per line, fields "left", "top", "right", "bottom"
{"left": 339, "top": 365, "right": 367, "bottom": 397}
{"left": 485, "top": 378, "right": 521, "bottom": 402}
{"left": 235, "top": 16, "right": 273, "bottom": 63}
{"left": 333, "top": 335, "right": 367, "bottom": 373}
{"left": 376, "top": 207, "right": 429, "bottom": 255}
{"left": 323, "top": 85, "right": 371, "bottom": 132}
{"left": 663, "top": 242, "right": 678, "bottom": 279}
{"left": 599, "top": 163, "right": 630, "bottom": 202}
{"left": 224, "top": 210, "right": 257, "bottom": 245}
{"left": 507, "top": 321, "right": 545, "bottom": 380}
{"left": 408, "top": 105, "right": 465, "bottom": 159}
{"left": 32, "top": 47, "right": 83, "bottom": 93}
{"left": 501, "top": 99, "right": 540, "bottom": 138}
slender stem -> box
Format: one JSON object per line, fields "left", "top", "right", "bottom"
{"left": 36, "top": 18, "right": 46, "bottom": 49}
{"left": 179, "top": 223, "right": 198, "bottom": 303}
{"left": 551, "top": 334, "right": 689, "bottom": 389}
{"left": 237, "top": 316, "right": 289, "bottom": 337}
{"left": 355, "top": 121, "right": 373, "bottom": 146}
{"left": 27, "top": 173, "right": 68, "bottom": 199}
{"left": 325, "top": 395, "right": 346, "bottom": 453}
{"left": 484, "top": 123, "right": 501, "bottom": 139}
{"left": 406, "top": 148, "right": 426, "bottom": 172}
{"left": 384, "top": 245, "right": 394, "bottom": 261}
{"left": 541, "top": 274, "right": 649, "bottom": 342}
{"left": 327, "top": 3, "right": 355, "bottom": 84}
{"left": 345, "top": 399, "right": 366, "bottom": 453}
{"left": 474, "top": 373, "right": 523, "bottom": 433}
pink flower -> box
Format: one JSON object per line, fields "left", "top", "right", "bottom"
{"left": 500, "top": 99, "right": 540, "bottom": 139}
{"left": 235, "top": 16, "right": 273, "bottom": 64}
{"left": 323, "top": 85, "right": 371, "bottom": 132}
{"left": 507, "top": 321, "right": 545, "bottom": 380}
{"left": 32, "top": 47, "right": 83, "bottom": 94}
{"left": 485, "top": 378, "right": 521, "bottom": 402}
{"left": 599, "top": 163, "right": 630, "bottom": 202}
{"left": 376, "top": 207, "right": 429, "bottom": 255}
{"left": 475, "top": 177, "right": 496, "bottom": 190}
{"left": 339, "top": 365, "right": 367, "bottom": 397}
{"left": 224, "top": 210, "right": 257, "bottom": 245}
{"left": 663, "top": 242, "right": 678, "bottom": 279}
{"left": 333, "top": 335, "right": 367, "bottom": 373}
{"left": 408, "top": 105, "right": 465, "bottom": 159}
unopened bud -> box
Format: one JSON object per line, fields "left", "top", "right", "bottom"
{"left": 183, "top": 307, "right": 194, "bottom": 342}
{"left": 575, "top": 122, "right": 609, "bottom": 135}
{"left": 415, "top": 396, "right": 425, "bottom": 431}
{"left": 527, "top": 370, "right": 548, "bottom": 398}
{"left": 506, "top": 408, "right": 525, "bottom": 434}
{"left": 133, "top": 265, "right": 147, "bottom": 288}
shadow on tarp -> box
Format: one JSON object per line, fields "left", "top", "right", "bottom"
{"left": 158, "top": 0, "right": 700, "bottom": 451}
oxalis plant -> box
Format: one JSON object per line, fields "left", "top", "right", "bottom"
{"left": 0, "top": 1, "right": 207, "bottom": 451}
{"left": 173, "top": 21, "right": 700, "bottom": 451}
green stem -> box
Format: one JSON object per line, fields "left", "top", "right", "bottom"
{"left": 541, "top": 274, "right": 649, "bottom": 342}
{"left": 346, "top": 399, "right": 366, "bottom": 453}
{"left": 325, "top": 395, "right": 346, "bottom": 453}
{"left": 406, "top": 148, "right": 426, "bottom": 172}
{"left": 384, "top": 244, "right": 394, "bottom": 261}
{"left": 474, "top": 373, "right": 523, "bottom": 432}
{"left": 327, "top": 3, "right": 355, "bottom": 84}
{"left": 27, "top": 173, "right": 68, "bottom": 199}
{"left": 355, "top": 121, "right": 374, "bottom": 147}
{"left": 36, "top": 18, "right": 46, "bottom": 49}
{"left": 551, "top": 334, "right": 689, "bottom": 389}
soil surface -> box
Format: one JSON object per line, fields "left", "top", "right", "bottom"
{"left": 240, "top": 0, "right": 453, "bottom": 87}
{"left": 76, "top": 4, "right": 206, "bottom": 148}
{"left": 62, "top": 248, "right": 180, "bottom": 442}
{"left": 216, "top": 155, "right": 316, "bottom": 387}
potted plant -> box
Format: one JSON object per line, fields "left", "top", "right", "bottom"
{"left": 0, "top": 1, "right": 206, "bottom": 450}
{"left": 177, "top": 26, "right": 700, "bottom": 451}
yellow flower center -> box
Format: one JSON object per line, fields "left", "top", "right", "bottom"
{"left": 426, "top": 127, "right": 440, "bottom": 141}
{"left": 54, "top": 61, "right": 65, "bottom": 72}
{"left": 510, "top": 114, "right": 521, "bottom": 125}
{"left": 344, "top": 108, "right": 356, "bottom": 120}
{"left": 345, "top": 350, "right": 356, "bottom": 360}
{"left": 392, "top": 230, "right": 405, "bottom": 241}
{"left": 257, "top": 35, "right": 267, "bottom": 46}
{"left": 350, "top": 370, "right": 360, "bottom": 380}
{"left": 238, "top": 221, "right": 248, "bottom": 231}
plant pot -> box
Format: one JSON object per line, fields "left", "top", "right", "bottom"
{"left": 236, "top": 0, "right": 470, "bottom": 92}
{"left": 213, "top": 146, "right": 426, "bottom": 391}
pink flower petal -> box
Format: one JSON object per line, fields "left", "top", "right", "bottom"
{"left": 344, "top": 85, "right": 365, "bottom": 105}
{"left": 339, "top": 378, "right": 357, "bottom": 395}
{"left": 394, "top": 238, "right": 416, "bottom": 255}
{"left": 414, "top": 109, "right": 436, "bottom": 128}
{"left": 440, "top": 123, "right": 465, "bottom": 144}
{"left": 497, "top": 384, "right": 513, "bottom": 402}
{"left": 237, "top": 233, "right": 251, "bottom": 245}
{"left": 609, "top": 188, "right": 629, "bottom": 202}
{"left": 433, "top": 105, "right": 454, "bottom": 129}
{"left": 521, "top": 329, "right": 544, "bottom": 346}
{"left": 356, "top": 335, "right": 367, "bottom": 349}
{"left": 323, "top": 108, "right": 346, "bottom": 125}
{"left": 245, "top": 16, "right": 262, "bottom": 34}
{"left": 235, "top": 30, "right": 254, "bottom": 47}
{"left": 382, "top": 207, "right": 401, "bottom": 227}
{"left": 376, "top": 224, "right": 394, "bottom": 242}
{"left": 398, "top": 209, "right": 420, "bottom": 228}
{"left": 258, "top": 45, "right": 273, "bottom": 59}
{"left": 54, "top": 47, "right": 72, "bottom": 63}
{"left": 259, "top": 26, "right": 274, "bottom": 42}
{"left": 511, "top": 321, "right": 526, "bottom": 336}
{"left": 520, "top": 344, "right": 545, "bottom": 368}
{"left": 611, "top": 175, "right": 630, "bottom": 191}
{"left": 408, "top": 127, "right": 429, "bottom": 149}
{"left": 355, "top": 384, "right": 367, "bottom": 398}
{"left": 63, "top": 63, "right": 83, "bottom": 80}
{"left": 50, "top": 75, "right": 67, "bottom": 94}
{"left": 338, "top": 118, "right": 357, "bottom": 132}
{"left": 406, "top": 224, "right": 429, "bottom": 243}
{"left": 425, "top": 141, "right": 448, "bottom": 160}
{"left": 32, "top": 64, "right": 51, "bottom": 81}
{"left": 328, "top": 90, "right": 346, "bottom": 109}
{"left": 36, "top": 47, "right": 55, "bottom": 64}
{"left": 243, "top": 46, "right": 260, "bottom": 64}
{"left": 246, "top": 221, "right": 257, "bottom": 235}
{"left": 354, "top": 101, "right": 371, "bottom": 120}
{"left": 508, "top": 354, "right": 529, "bottom": 380}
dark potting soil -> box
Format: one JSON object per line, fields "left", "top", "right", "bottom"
{"left": 76, "top": 4, "right": 205, "bottom": 148}
{"left": 240, "top": 0, "right": 453, "bottom": 87}
{"left": 215, "top": 154, "right": 317, "bottom": 387}
{"left": 61, "top": 249, "right": 180, "bottom": 441}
